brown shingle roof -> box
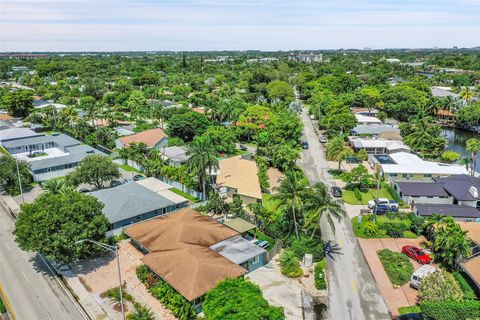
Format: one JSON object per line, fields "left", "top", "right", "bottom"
{"left": 462, "top": 255, "right": 480, "bottom": 290}
{"left": 119, "top": 128, "right": 167, "bottom": 148}
{"left": 124, "top": 208, "right": 246, "bottom": 301}
{"left": 217, "top": 156, "right": 262, "bottom": 200}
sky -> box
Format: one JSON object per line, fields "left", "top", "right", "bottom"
{"left": 1, "top": 0, "right": 479, "bottom": 52}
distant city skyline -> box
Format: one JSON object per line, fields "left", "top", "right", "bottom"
{"left": 1, "top": 0, "right": 479, "bottom": 52}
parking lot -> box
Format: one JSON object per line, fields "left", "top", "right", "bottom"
{"left": 357, "top": 236, "right": 429, "bottom": 318}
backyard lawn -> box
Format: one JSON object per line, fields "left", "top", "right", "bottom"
{"left": 170, "top": 188, "right": 200, "bottom": 203}
{"left": 342, "top": 187, "right": 392, "bottom": 205}
{"left": 118, "top": 164, "right": 142, "bottom": 174}
{"left": 398, "top": 306, "right": 421, "bottom": 315}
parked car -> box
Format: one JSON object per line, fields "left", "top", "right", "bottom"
{"left": 410, "top": 265, "right": 438, "bottom": 289}
{"left": 397, "top": 313, "right": 426, "bottom": 320}
{"left": 110, "top": 180, "right": 123, "bottom": 188}
{"left": 345, "top": 156, "right": 361, "bottom": 164}
{"left": 301, "top": 141, "right": 309, "bottom": 149}
{"left": 78, "top": 188, "right": 90, "bottom": 193}
{"left": 331, "top": 186, "right": 342, "bottom": 198}
{"left": 133, "top": 174, "right": 145, "bottom": 181}
{"left": 319, "top": 135, "right": 328, "bottom": 143}
{"left": 256, "top": 240, "right": 270, "bottom": 249}
{"left": 367, "top": 198, "right": 399, "bottom": 210}
{"left": 402, "top": 245, "right": 431, "bottom": 264}
{"left": 239, "top": 144, "right": 248, "bottom": 151}
{"left": 122, "top": 178, "right": 133, "bottom": 184}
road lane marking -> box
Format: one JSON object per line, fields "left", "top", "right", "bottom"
{"left": 351, "top": 279, "right": 357, "bottom": 293}
{"left": 4, "top": 241, "right": 10, "bottom": 250}
{"left": 22, "top": 272, "right": 29, "bottom": 282}
{"left": 0, "top": 283, "right": 17, "bottom": 320}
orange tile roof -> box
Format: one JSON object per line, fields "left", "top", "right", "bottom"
{"left": 119, "top": 128, "right": 168, "bottom": 148}
{"left": 459, "top": 222, "right": 480, "bottom": 245}
{"left": 463, "top": 255, "right": 480, "bottom": 289}
{"left": 0, "top": 114, "right": 13, "bottom": 121}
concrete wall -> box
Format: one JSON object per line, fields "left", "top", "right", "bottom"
{"left": 406, "top": 196, "right": 452, "bottom": 205}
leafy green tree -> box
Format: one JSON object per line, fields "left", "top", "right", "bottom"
{"left": 432, "top": 216, "right": 471, "bottom": 270}
{"left": 266, "top": 80, "right": 295, "bottom": 104}
{"left": 279, "top": 249, "right": 303, "bottom": 278}
{"left": 382, "top": 84, "right": 429, "bottom": 121}
{"left": 186, "top": 136, "right": 219, "bottom": 199}
{"left": 201, "top": 126, "right": 236, "bottom": 154}
{"left": 0, "top": 156, "right": 32, "bottom": 196}
{"left": 455, "top": 102, "right": 480, "bottom": 129}
{"left": 66, "top": 155, "right": 120, "bottom": 189}
{"left": 304, "top": 182, "right": 344, "bottom": 237}
{"left": 44, "top": 178, "right": 74, "bottom": 195}
{"left": 324, "top": 111, "right": 357, "bottom": 137}
{"left": 357, "top": 87, "right": 383, "bottom": 112}
{"left": 203, "top": 278, "right": 284, "bottom": 320}
{"left": 168, "top": 111, "right": 210, "bottom": 141}
{"left": 0, "top": 89, "right": 34, "bottom": 117}
{"left": 345, "top": 165, "right": 371, "bottom": 191}
{"left": 357, "top": 149, "right": 369, "bottom": 161}
{"left": 466, "top": 138, "right": 480, "bottom": 176}
{"left": 79, "top": 96, "right": 96, "bottom": 120}
{"left": 419, "top": 269, "right": 463, "bottom": 303}
{"left": 14, "top": 191, "right": 109, "bottom": 263}
{"left": 441, "top": 151, "right": 461, "bottom": 163}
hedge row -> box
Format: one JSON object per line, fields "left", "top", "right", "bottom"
{"left": 136, "top": 265, "right": 197, "bottom": 320}
{"left": 421, "top": 300, "right": 480, "bottom": 320}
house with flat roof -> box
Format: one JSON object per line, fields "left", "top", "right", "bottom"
{"left": 124, "top": 208, "right": 266, "bottom": 309}
{"left": 0, "top": 127, "right": 41, "bottom": 143}
{"left": 88, "top": 178, "right": 188, "bottom": 232}
{"left": 115, "top": 128, "right": 168, "bottom": 151}
{"left": 351, "top": 124, "right": 400, "bottom": 137}
{"left": 348, "top": 136, "right": 410, "bottom": 154}
{"left": 2, "top": 132, "right": 105, "bottom": 181}
{"left": 216, "top": 156, "right": 262, "bottom": 205}
{"left": 355, "top": 114, "right": 382, "bottom": 125}
{"left": 160, "top": 146, "right": 190, "bottom": 166}
{"left": 371, "top": 152, "right": 468, "bottom": 182}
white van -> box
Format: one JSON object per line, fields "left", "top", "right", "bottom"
{"left": 410, "top": 265, "right": 438, "bottom": 289}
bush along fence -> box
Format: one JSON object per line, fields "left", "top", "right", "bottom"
{"left": 136, "top": 265, "right": 197, "bottom": 320}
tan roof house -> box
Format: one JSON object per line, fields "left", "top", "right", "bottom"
{"left": 115, "top": 128, "right": 168, "bottom": 150}
{"left": 216, "top": 156, "right": 262, "bottom": 205}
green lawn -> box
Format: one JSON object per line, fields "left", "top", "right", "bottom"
{"left": 249, "top": 230, "right": 275, "bottom": 251}
{"left": 170, "top": 188, "right": 200, "bottom": 203}
{"left": 342, "top": 187, "right": 392, "bottom": 205}
{"left": 398, "top": 305, "right": 421, "bottom": 315}
{"left": 351, "top": 216, "right": 418, "bottom": 239}
{"left": 118, "top": 164, "right": 142, "bottom": 173}
{"left": 327, "top": 169, "right": 348, "bottom": 181}
{"left": 378, "top": 249, "right": 414, "bottom": 286}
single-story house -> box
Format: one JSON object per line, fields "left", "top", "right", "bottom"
{"left": 216, "top": 156, "right": 262, "bottom": 205}
{"left": 392, "top": 181, "right": 452, "bottom": 205}
{"left": 2, "top": 132, "right": 105, "bottom": 181}
{"left": 351, "top": 107, "right": 379, "bottom": 117}
{"left": 0, "top": 127, "right": 41, "bottom": 143}
{"left": 160, "top": 146, "right": 190, "bottom": 166}
{"left": 371, "top": 152, "right": 468, "bottom": 182}
{"left": 413, "top": 203, "right": 480, "bottom": 221}
{"left": 351, "top": 124, "right": 400, "bottom": 137}
{"left": 355, "top": 114, "right": 382, "bottom": 125}
{"left": 115, "top": 128, "right": 168, "bottom": 150}
{"left": 88, "top": 178, "right": 188, "bottom": 232}
{"left": 434, "top": 175, "right": 480, "bottom": 208}
{"left": 348, "top": 136, "right": 410, "bottom": 154}
{"left": 124, "top": 208, "right": 266, "bottom": 310}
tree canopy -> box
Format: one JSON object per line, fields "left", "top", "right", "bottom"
{"left": 66, "top": 154, "right": 120, "bottom": 189}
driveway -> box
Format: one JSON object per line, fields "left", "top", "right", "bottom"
{"left": 298, "top": 105, "right": 390, "bottom": 320}
{"left": 357, "top": 236, "right": 429, "bottom": 318}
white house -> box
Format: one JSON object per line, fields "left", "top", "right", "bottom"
{"left": 355, "top": 114, "right": 382, "bottom": 125}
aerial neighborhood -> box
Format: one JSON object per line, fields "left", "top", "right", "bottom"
{"left": 1, "top": 28, "right": 480, "bottom": 320}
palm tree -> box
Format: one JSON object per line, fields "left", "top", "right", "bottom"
{"left": 460, "top": 157, "right": 472, "bottom": 172}
{"left": 326, "top": 137, "right": 353, "bottom": 170}
{"left": 127, "top": 304, "right": 155, "bottom": 320}
{"left": 466, "top": 138, "right": 480, "bottom": 176}
{"left": 274, "top": 171, "right": 308, "bottom": 238}
{"left": 44, "top": 178, "right": 74, "bottom": 195}
{"left": 433, "top": 216, "right": 471, "bottom": 270}
{"left": 186, "top": 136, "right": 219, "bottom": 200}
{"left": 304, "top": 183, "right": 345, "bottom": 238}
{"left": 459, "top": 87, "right": 474, "bottom": 104}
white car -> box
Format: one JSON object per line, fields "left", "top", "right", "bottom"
{"left": 410, "top": 265, "right": 438, "bottom": 289}
{"left": 367, "top": 198, "right": 399, "bottom": 210}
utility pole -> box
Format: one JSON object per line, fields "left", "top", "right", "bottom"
{"left": 16, "top": 160, "right": 24, "bottom": 204}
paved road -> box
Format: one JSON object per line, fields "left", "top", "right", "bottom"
{"left": 298, "top": 107, "right": 390, "bottom": 320}
{"left": 0, "top": 202, "right": 87, "bottom": 320}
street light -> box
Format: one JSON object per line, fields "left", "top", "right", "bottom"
{"left": 75, "top": 239, "right": 125, "bottom": 320}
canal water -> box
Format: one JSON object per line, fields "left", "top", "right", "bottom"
{"left": 442, "top": 128, "right": 480, "bottom": 174}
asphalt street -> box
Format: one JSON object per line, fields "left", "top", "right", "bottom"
{"left": 0, "top": 202, "right": 87, "bottom": 320}
{"left": 298, "top": 106, "right": 391, "bottom": 320}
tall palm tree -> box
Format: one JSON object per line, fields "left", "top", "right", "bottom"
{"left": 326, "top": 137, "right": 353, "bottom": 170}
{"left": 304, "top": 183, "right": 345, "bottom": 238}
{"left": 186, "top": 136, "right": 219, "bottom": 200}
{"left": 459, "top": 87, "right": 474, "bottom": 104}
{"left": 44, "top": 178, "right": 74, "bottom": 195}
{"left": 466, "top": 138, "right": 480, "bottom": 176}
{"left": 433, "top": 216, "right": 471, "bottom": 270}
{"left": 274, "top": 171, "right": 308, "bottom": 238}
{"left": 127, "top": 304, "right": 155, "bottom": 320}
{"left": 424, "top": 213, "right": 447, "bottom": 238}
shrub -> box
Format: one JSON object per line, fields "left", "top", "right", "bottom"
{"left": 279, "top": 249, "right": 303, "bottom": 278}
{"left": 452, "top": 272, "right": 477, "bottom": 300}
{"left": 377, "top": 249, "right": 413, "bottom": 286}
{"left": 289, "top": 235, "right": 325, "bottom": 262}
{"left": 420, "top": 300, "right": 480, "bottom": 320}
{"left": 408, "top": 214, "right": 425, "bottom": 235}
{"left": 380, "top": 220, "right": 408, "bottom": 238}
{"left": 357, "top": 149, "right": 369, "bottom": 161}
{"left": 354, "top": 188, "right": 362, "bottom": 201}
{"left": 419, "top": 269, "right": 463, "bottom": 303}
{"left": 363, "top": 221, "right": 379, "bottom": 237}
{"left": 386, "top": 185, "right": 403, "bottom": 204}
{"left": 136, "top": 265, "right": 197, "bottom": 320}
{"left": 314, "top": 259, "right": 327, "bottom": 290}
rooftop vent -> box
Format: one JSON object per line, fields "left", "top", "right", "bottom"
{"left": 469, "top": 186, "right": 478, "bottom": 198}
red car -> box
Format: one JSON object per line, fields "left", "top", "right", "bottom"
{"left": 402, "top": 245, "right": 431, "bottom": 264}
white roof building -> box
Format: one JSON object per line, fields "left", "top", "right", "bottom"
{"left": 355, "top": 114, "right": 382, "bottom": 125}
{"left": 349, "top": 137, "right": 410, "bottom": 154}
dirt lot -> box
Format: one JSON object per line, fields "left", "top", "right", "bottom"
{"left": 357, "top": 236, "right": 430, "bottom": 318}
